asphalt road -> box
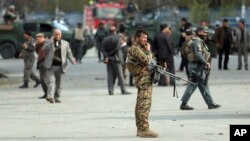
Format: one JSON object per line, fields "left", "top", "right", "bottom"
{"left": 0, "top": 49, "right": 250, "bottom": 141}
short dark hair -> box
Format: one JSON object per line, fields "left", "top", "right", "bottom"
{"left": 135, "top": 29, "right": 148, "bottom": 38}
{"left": 239, "top": 19, "right": 245, "bottom": 25}
{"left": 160, "top": 23, "right": 169, "bottom": 31}
{"left": 24, "top": 31, "right": 32, "bottom": 36}
{"left": 181, "top": 17, "right": 187, "bottom": 22}
{"left": 223, "top": 18, "right": 228, "bottom": 23}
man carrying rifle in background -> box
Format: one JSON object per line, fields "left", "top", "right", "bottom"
{"left": 180, "top": 26, "right": 221, "bottom": 110}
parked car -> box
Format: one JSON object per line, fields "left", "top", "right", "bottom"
{"left": 0, "top": 20, "right": 73, "bottom": 59}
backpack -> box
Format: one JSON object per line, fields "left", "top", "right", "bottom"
{"left": 181, "top": 39, "right": 194, "bottom": 62}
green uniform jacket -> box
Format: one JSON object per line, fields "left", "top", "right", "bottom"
{"left": 127, "top": 44, "right": 153, "bottom": 86}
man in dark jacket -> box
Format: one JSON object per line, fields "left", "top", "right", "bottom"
{"left": 178, "top": 18, "right": 192, "bottom": 77}
{"left": 95, "top": 22, "right": 108, "bottom": 62}
{"left": 215, "top": 19, "right": 233, "bottom": 70}
{"left": 153, "top": 24, "right": 175, "bottom": 86}
{"left": 102, "top": 25, "right": 131, "bottom": 95}
{"left": 35, "top": 33, "right": 50, "bottom": 99}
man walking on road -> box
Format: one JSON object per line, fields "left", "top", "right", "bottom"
{"left": 180, "top": 26, "right": 221, "bottom": 110}
{"left": 72, "top": 22, "right": 85, "bottom": 64}
{"left": 35, "top": 33, "right": 50, "bottom": 99}
{"left": 42, "top": 29, "right": 76, "bottom": 103}
{"left": 19, "top": 31, "right": 40, "bottom": 88}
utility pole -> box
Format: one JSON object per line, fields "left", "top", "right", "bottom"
{"left": 241, "top": 0, "right": 245, "bottom": 19}
{"left": 55, "top": 0, "right": 59, "bottom": 18}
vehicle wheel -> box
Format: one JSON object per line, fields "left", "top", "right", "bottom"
{"left": 0, "top": 43, "right": 16, "bottom": 59}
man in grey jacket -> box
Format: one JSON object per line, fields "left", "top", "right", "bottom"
{"left": 42, "top": 29, "right": 76, "bottom": 103}
{"left": 235, "top": 20, "right": 249, "bottom": 70}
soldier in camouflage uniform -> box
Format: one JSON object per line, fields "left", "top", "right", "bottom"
{"left": 127, "top": 30, "right": 158, "bottom": 138}
{"left": 19, "top": 31, "right": 40, "bottom": 88}
{"left": 180, "top": 26, "right": 221, "bottom": 110}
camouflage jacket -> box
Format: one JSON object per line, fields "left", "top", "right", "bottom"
{"left": 127, "top": 43, "right": 153, "bottom": 86}
{"left": 21, "top": 38, "right": 36, "bottom": 59}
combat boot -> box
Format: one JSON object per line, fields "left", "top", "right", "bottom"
{"left": 180, "top": 102, "right": 194, "bottom": 110}
{"left": 137, "top": 130, "right": 159, "bottom": 138}
{"left": 19, "top": 83, "right": 28, "bottom": 88}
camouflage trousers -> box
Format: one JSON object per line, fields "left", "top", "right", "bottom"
{"left": 135, "top": 82, "right": 153, "bottom": 131}
{"left": 23, "top": 57, "right": 39, "bottom": 83}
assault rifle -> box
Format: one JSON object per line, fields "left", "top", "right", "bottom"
{"left": 148, "top": 59, "right": 195, "bottom": 97}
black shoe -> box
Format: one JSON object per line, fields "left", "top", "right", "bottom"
{"left": 208, "top": 104, "right": 221, "bottom": 109}
{"left": 180, "top": 103, "right": 194, "bottom": 110}
{"left": 245, "top": 68, "right": 248, "bottom": 70}
{"left": 33, "top": 81, "right": 40, "bottom": 88}
{"left": 237, "top": 68, "right": 241, "bottom": 70}
{"left": 224, "top": 68, "right": 230, "bottom": 70}
{"left": 19, "top": 83, "right": 28, "bottom": 88}
{"left": 122, "top": 91, "right": 132, "bottom": 95}
{"left": 54, "top": 98, "right": 61, "bottom": 103}
{"left": 109, "top": 92, "right": 114, "bottom": 95}
{"left": 39, "top": 94, "right": 47, "bottom": 99}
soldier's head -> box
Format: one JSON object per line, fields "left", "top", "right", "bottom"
{"left": 185, "top": 29, "right": 193, "bottom": 40}
{"left": 24, "top": 31, "right": 32, "bottom": 39}
{"left": 135, "top": 29, "right": 148, "bottom": 46}
{"left": 53, "top": 29, "right": 62, "bottom": 41}
{"left": 8, "top": 5, "right": 15, "bottom": 12}
{"left": 196, "top": 26, "right": 208, "bottom": 40}
{"left": 35, "top": 33, "right": 45, "bottom": 44}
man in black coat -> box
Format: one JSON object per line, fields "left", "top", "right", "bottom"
{"left": 178, "top": 18, "right": 192, "bottom": 77}
{"left": 102, "top": 25, "right": 131, "bottom": 95}
{"left": 153, "top": 24, "right": 175, "bottom": 86}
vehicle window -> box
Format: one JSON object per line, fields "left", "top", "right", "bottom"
{"left": 23, "top": 23, "right": 36, "bottom": 32}
{"left": 40, "top": 23, "right": 53, "bottom": 32}
{"left": 52, "top": 20, "right": 70, "bottom": 31}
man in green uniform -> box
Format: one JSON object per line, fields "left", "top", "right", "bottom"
{"left": 19, "top": 31, "right": 40, "bottom": 88}
{"left": 127, "top": 30, "right": 158, "bottom": 138}
{"left": 180, "top": 26, "right": 221, "bottom": 110}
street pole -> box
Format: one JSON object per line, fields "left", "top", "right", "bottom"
{"left": 241, "top": 0, "right": 245, "bottom": 19}
{"left": 157, "top": 0, "right": 160, "bottom": 18}
{"left": 55, "top": 0, "right": 59, "bottom": 18}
